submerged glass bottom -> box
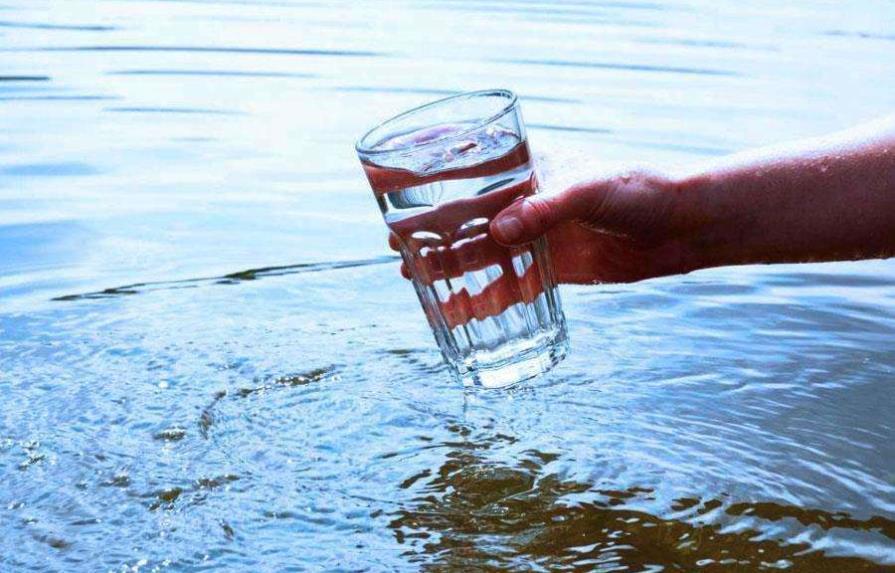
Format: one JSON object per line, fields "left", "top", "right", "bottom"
{"left": 449, "top": 324, "right": 569, "bottom": 389}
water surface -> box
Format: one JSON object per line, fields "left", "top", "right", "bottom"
{"left": 1, "top": 0, "right": 894, "bottom": 571}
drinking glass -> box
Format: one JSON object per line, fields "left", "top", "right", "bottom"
{"left": 356, "top": 89, "right": 568, "bottom": 388}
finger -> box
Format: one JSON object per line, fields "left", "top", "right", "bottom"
{"left": 435, "top": 260, "right": 546, "bottom": 329}
{"left": 396, "top": 234, "right": 501, "bottom": 284}
{"left": 388, "top": 232, "right": 401, "bottom": 251}
{"left": 490, "top": 180, "right": 601, "bottom": 246}
{"left": 408, "top": 234, "right": 510, "bottom": 285}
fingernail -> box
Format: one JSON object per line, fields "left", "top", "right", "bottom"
{"left": 494, "top": 216, "right": 523, "bottom": 242}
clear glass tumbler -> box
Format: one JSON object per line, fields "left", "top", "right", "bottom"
{"left": 356, "top": 89, "right": 568, "bottom": 388}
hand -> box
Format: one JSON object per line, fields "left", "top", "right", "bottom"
{"left": 489, "top": 170, "right": 705, "bottom": 284}
{"left": 386, "top": 170, "right": 707, "bottom": 328}
{"left": 390, "top": 115, "right": 895, "bottom": 295}
{"left": 391, "top": 171, "right": 705, "bottom": 286}
{"left": 387, "top": 177, "right": 551, "bottom": 328}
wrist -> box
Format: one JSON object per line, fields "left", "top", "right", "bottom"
{"left": 672, "top": 171, "right": 747, "bottom": 274}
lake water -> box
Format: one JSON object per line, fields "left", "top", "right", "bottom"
{"left": 1, "top": 0, "right": 894, "bottom": 571}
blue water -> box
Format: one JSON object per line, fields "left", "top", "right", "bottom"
{"left": 1, "top": 0, "right": 894, "bottom": 570}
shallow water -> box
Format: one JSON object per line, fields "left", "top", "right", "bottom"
{"left": 1, "top": 0, "right": 894, "bottom": 571}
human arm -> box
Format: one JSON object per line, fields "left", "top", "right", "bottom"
{"left": 490, "top": 116, "right": 895, "bottom": 283}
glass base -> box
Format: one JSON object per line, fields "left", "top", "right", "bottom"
{"left": 448, "top": 326, "right": 569, "bottom": 389}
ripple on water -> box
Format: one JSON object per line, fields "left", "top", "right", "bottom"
{"left": 0, "top": 162, "right": 98, "bottom": 177}
{"left": 1, "top": 0, "right": 894, "bottom": 570}
{"left": 387, "top": 429, "right": 895, "bottom": 571}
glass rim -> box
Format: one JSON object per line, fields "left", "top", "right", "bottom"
{"left": 355, "top": 88, "right": 518, "bottom": 157}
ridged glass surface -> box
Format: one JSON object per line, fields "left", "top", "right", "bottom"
{"left": 369, "top": 124, "right": 567, "bottom": 387}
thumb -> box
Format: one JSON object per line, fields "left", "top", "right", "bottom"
{"left": 490, "top": 181, "right": 605, "bottom": 246}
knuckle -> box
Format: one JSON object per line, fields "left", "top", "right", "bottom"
{"left": 617, "top": 168, "right": 661, "bottom": 187}
{"left": 524, "top": 197, "right": 555, "bottom": 228}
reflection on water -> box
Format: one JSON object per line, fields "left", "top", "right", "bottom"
{"left": 391, "top": 427, "right": 893, "bottom": 571}
{"left": 1, "top": 0, "right": 894, "bottom": 570}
